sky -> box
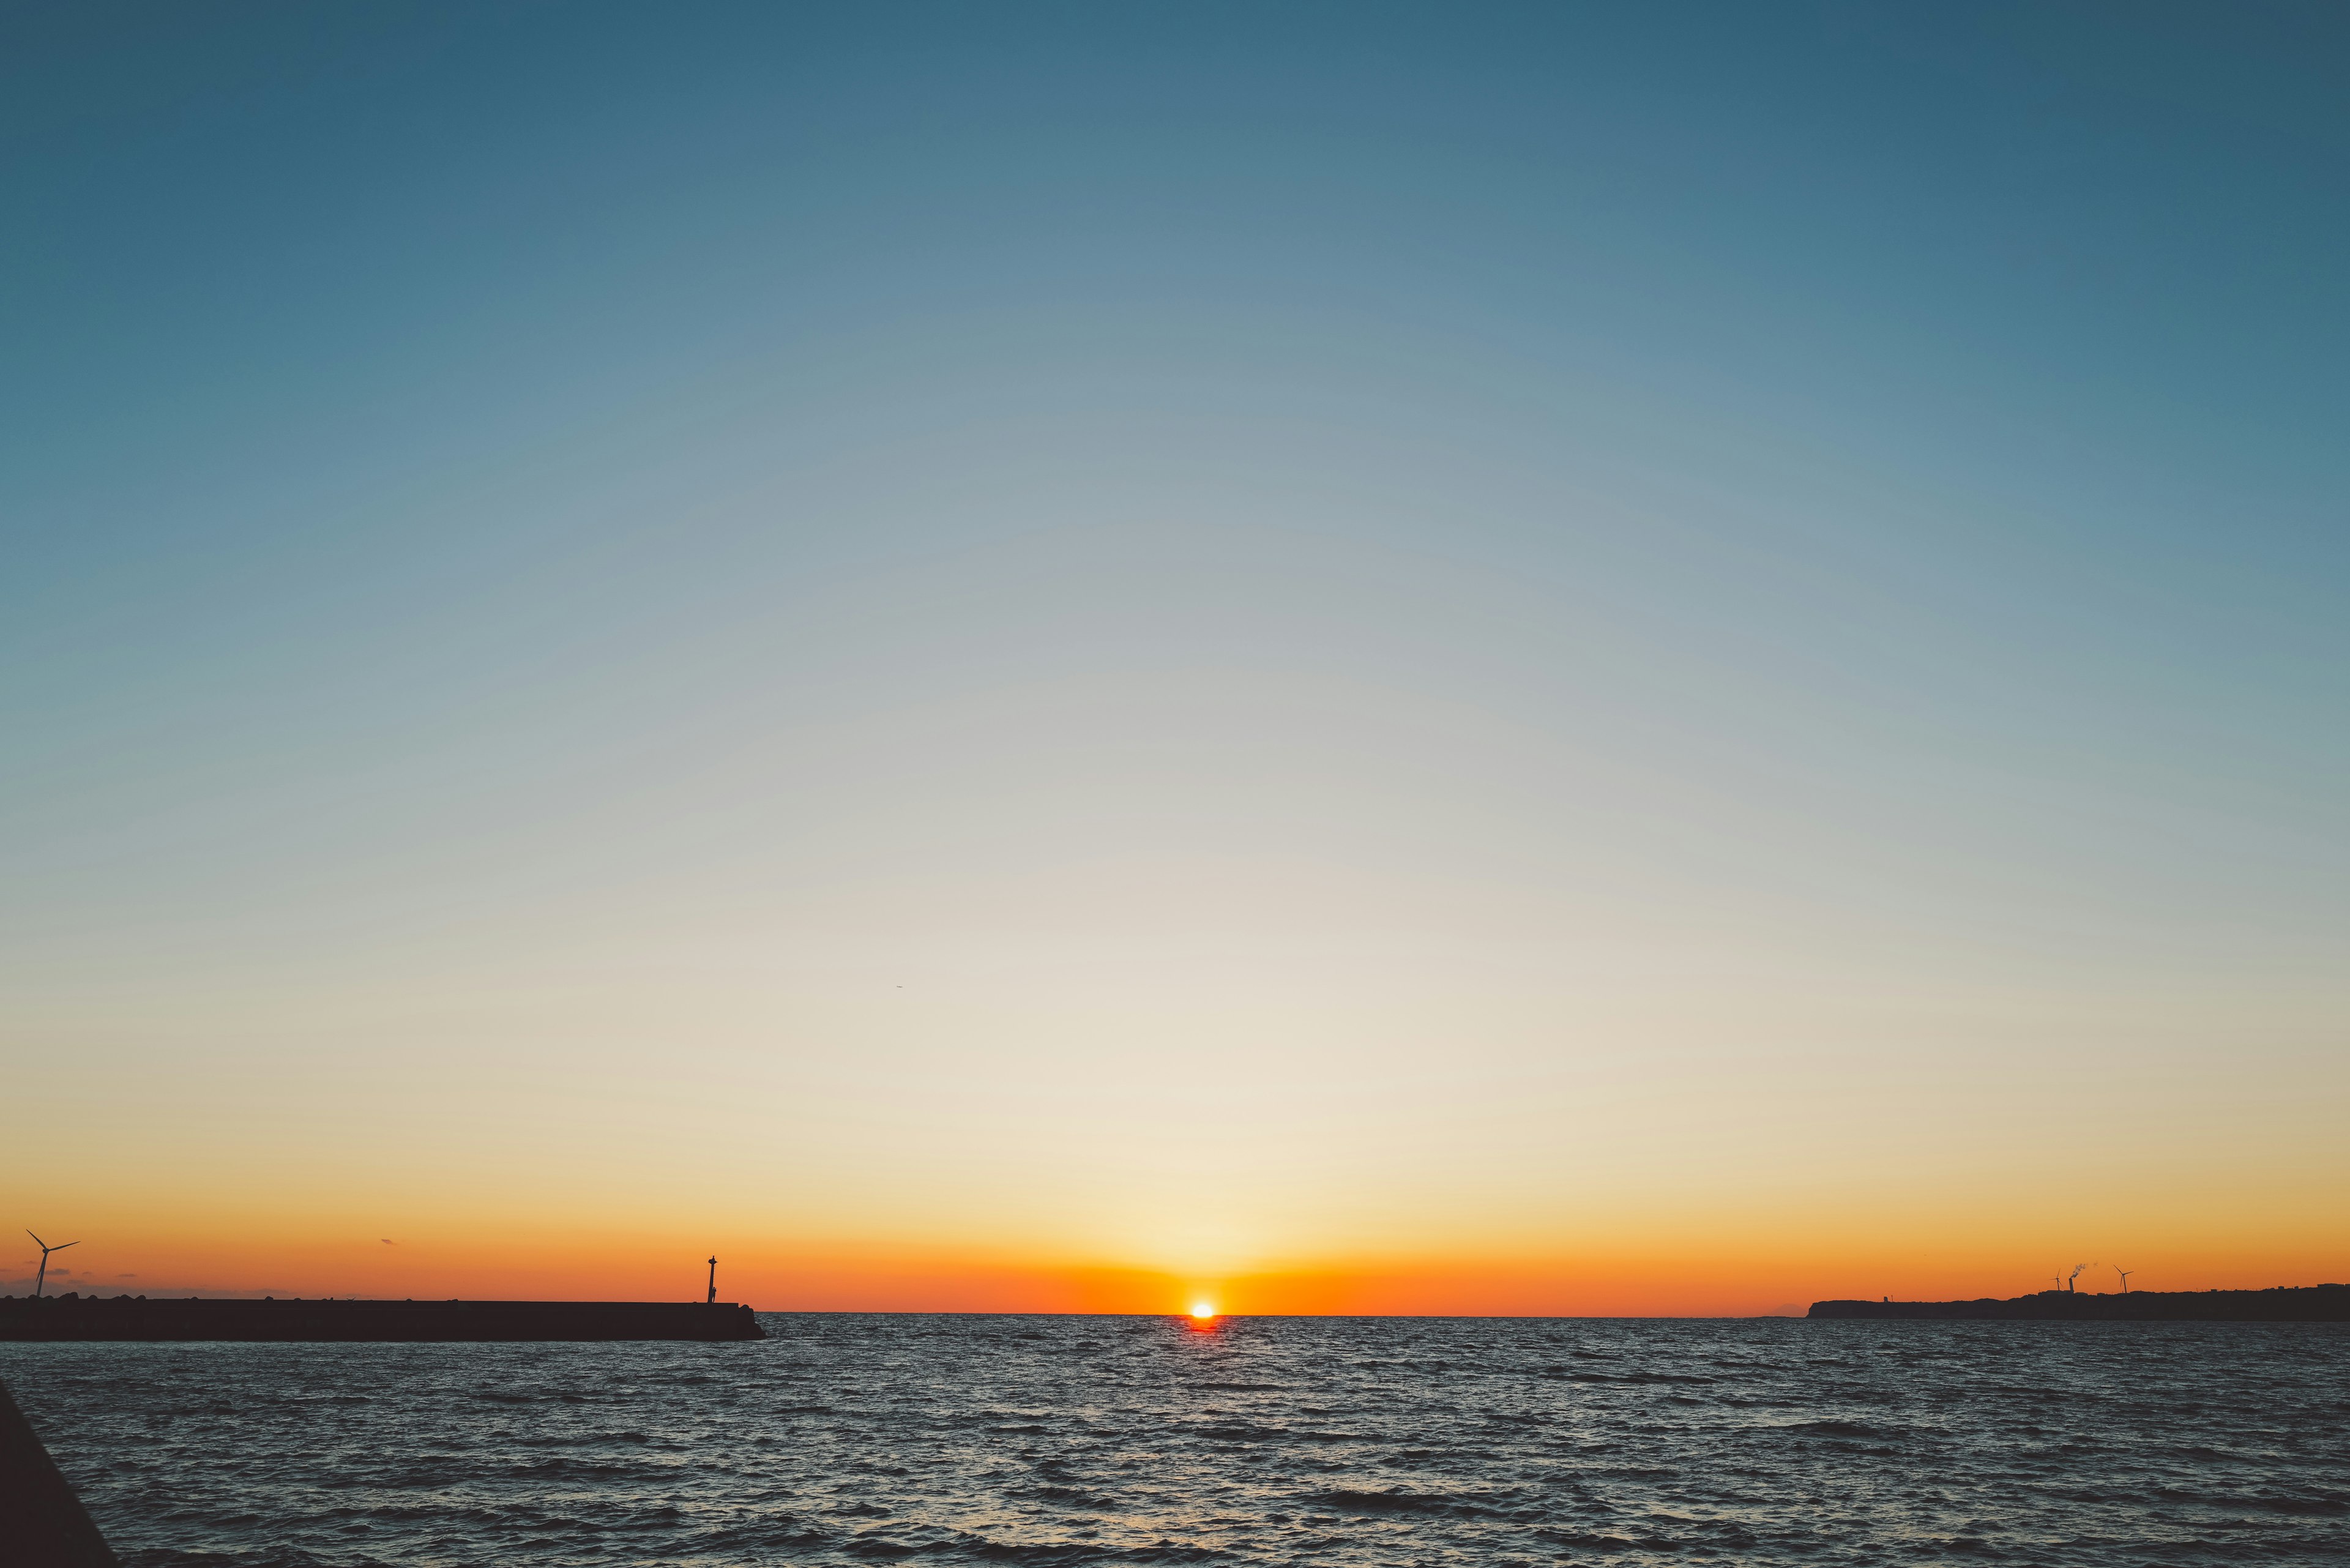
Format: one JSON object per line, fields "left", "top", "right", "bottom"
{"left": 4, "top": 2, "right": 2346, "bottom": 1314}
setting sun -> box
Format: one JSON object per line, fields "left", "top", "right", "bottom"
{"left": 1190, "top": 1302, "right": 1216, "bottom": 1320}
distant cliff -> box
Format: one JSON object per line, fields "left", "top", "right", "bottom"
{"left": 0, "top": 1297, "right": 766, "bottom": 1342}
{"left": 1810, "top": 1285, "right": 2349, "bottom": 1321}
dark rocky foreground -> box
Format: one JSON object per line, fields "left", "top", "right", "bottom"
{"left": 1810, "top": 1283, "right": 2349, "bottom": 1320}
{"left": 1, "top": 1376, "right": 118, "bottom": 1566}
{"left": 0, "top": 1297, "right": 764, "bottom": 1342}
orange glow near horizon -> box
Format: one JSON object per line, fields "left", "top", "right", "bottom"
{"left": 7, "top": 1204, "right": 2345, "bottom": 1315}
{"left": 10, "top": 1117, "right": 2348, "bottom": 1314}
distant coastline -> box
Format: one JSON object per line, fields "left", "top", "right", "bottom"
{"left": 1809, "top": 1285, "right": 2349, "bottom": 1321}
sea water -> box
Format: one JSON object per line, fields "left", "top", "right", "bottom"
{"left": 6, "top": 1314, "right": 2345, "bottom": 1565}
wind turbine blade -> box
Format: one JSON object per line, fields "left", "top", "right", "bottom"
{"left": 26, "top": 1231, "right": 43, "bottom": 1249}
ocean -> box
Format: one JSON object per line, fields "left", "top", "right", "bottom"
{"left": 6, "top": 1313, "right": 2346, "bottom": 1566}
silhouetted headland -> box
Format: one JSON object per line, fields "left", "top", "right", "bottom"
{"left": 0, "top": 1297, "right": 763, "bottom": 1342}
{"left": 1809, "top": 1284, "right": 2348, "bottom": 1321}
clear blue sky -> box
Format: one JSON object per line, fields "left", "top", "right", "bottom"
{"left": 4, "top": 4, "right": 2344, "bottom": 1304}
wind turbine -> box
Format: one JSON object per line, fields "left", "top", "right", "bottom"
{"left": 2114, "top": 1266, "right": 2133, "bottom": 1294}
{"left": 28, "top": 1231, "right": 80, "bottom": 1298}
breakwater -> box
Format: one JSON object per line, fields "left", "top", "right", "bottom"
{"left": 0, "top": 1297, "right": 764, "bottom": 1342}
{"left": 1809, "top": 1284, "right": 2349, "bottom": 1320}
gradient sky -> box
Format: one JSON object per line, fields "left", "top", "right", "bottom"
{"left": 5, "top": 4, "right": 2346, "bottom": 1313}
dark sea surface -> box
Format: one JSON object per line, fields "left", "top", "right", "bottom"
{"left": 6, "top": 1313, "right": 2348, "bottom": 1566}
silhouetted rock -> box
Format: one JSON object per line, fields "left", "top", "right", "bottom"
{"left": 0, "top": 1376, "right": 118, "bottom": 1566}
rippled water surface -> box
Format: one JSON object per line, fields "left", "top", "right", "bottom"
{"left": 7, "top": 1315, "right": 2348, "bottom": 1566}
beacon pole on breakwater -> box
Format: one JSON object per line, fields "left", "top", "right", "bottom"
{"left": 707, "top": 1257, "right": 717, "bottom": 1305}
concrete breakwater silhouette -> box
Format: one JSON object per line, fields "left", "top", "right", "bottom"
{"left": 1810, "top": 1283, "right": 2349, "bottom": 1320}
{"left": 0, "top": 1297, "right": 764, "bottom": 1342}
